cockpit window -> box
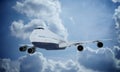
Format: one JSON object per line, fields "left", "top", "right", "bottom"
{"left": 35, "top": 27, "right": 44, "bottom": 30}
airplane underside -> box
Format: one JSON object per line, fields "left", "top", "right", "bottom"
{"left": 32, "top": 42, "right": 65, "bottom": 50}
{"left": 19, "top": 41, "right": 103, "bottom": 54}
{"left": 19, "top": 42, "right": 66, "bottom": 54}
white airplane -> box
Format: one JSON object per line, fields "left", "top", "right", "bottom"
{"left": 19, "top": 26, "right": 110, "bottom": 54}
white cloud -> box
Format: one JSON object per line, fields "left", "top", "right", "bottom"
{"left": 112, "top": 2, "right": 120, "bottom": 69}
{"left": 112, "top": 0, "right": 120, "bottom": 44}
{"left": 19, "top": 52, "right": 94, "bottom": 72}
{"left": 114, "top": 6, "right": 120, "bottom": 29}
{"left": 13, "top": 0, "right": 61, "bottom": 18}
{"left": 1, "top": 48, "right": 120, "bottom": 72}
{"left": 113, "top": 46, "right": 120, "bottom": 60}
{"left": 0, "top": 58, "right": 20, "bottom": 72}
{"left": 10, "top": 19, "right": 46, "bottom": 39}
{"left": 11, "top": 0, "right": 68, "bottom": 40}
{"left": 77, "top": 47, "right": 120, "bottom": 72}
{"left": 112, "top": 0, "right": 120, "bottom": 3}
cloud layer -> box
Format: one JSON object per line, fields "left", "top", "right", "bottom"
{"left": 1, "top": 47, "right": 120, "bottom": 72}
{"left": 0, "top": 59, "right": 20, "bottom": 72}
{"left": 113, "top": 0, "right": 120, "bottom": 44}
{"left": 10, "top": 0, "right": 68, "bottom": 40}
{"left": 5, "top": 0, "right": 120, "bottom": 72}
{"left": 112, "top": 0, "right": 120, "bottom": 3}
{"left": 78, "top": 47, "right": 120, "bottom": 72}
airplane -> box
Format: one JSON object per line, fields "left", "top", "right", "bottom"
{"left": 19, "top": 26, "right": 111, "bottom": 54}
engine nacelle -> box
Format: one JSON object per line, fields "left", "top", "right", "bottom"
{"left": 28, "top": 47, "right": 36, "bottom": 54}
{"left": 19, "top": 45, "right": 27, "bottom": 52}
{"left": 97, "top": 42, "right": 103, "bottom": 48}
{"left": 77, "top": 45, "right": 84, "bottom": 51}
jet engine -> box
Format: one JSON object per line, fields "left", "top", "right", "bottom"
{"left": 19, "top": 45, "right": 27, "bottom": 52}
{"left": 77, "top": 45, "right": 84, "bottom": 51}
{"left": 97, "top": 42, "right": 103, "bottom": 48}
{"left": 28, "top": 47, "right": 36, "bottom": 54}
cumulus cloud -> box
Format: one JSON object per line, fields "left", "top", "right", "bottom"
{"left": 114, "top": 6, "right": 120, "bottom": 29}
{"left": 112, "top": 0, "right": 120, "bottom": 3}
{"left": 0, "top": 52, "right": 94, "bottom": 72}
{"left": 78, "top": 47, "right": 120, "bottom": 72}
{"left": 10, "top": 0, "right": 68, "bottom": 40}
{"left": 0, "top": 58, "right": 20, "bottom": 72}
{"left": 13, "top": 0, "right": 61, "bottom": 18}
{"left": 10, "top": 19, "right": 46, "bottom": 39}
{"left": 112, "top": 1, "right": 120, "bottom": 70}
{"left": 1, "top": 48, "right": 120, "bottom": 72}
{"left": 19, "top": 52, "right": 95, "bottom": 72}
{"left": 114, "top": 6, "right": 120, "bottom": 43}
{"left": 113, "top": 46, "right": 120, "bottom": 59}
{"left": 113, "top": 1, "right": 120, "bottom": 43}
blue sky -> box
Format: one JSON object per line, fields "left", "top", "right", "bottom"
{"left": 0, "top": 0, "right": 120, "bottom": 72}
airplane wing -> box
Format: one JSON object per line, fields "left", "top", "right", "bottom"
{"left": 19, "top": 44, "right": 33, "bottom": 47}
{"left": 61, "top": 39, "right": 112, "bottom": 51}
{"left": 67, "top": 39, "right": 112, "bottom": 47}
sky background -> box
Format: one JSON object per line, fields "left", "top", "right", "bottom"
{"left": 0, "top": 0, "right": 120, "bottom": 72}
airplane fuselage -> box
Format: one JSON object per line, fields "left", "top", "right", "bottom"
{"left": 29, "top": 27, "right": 66, "bottom": 50}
